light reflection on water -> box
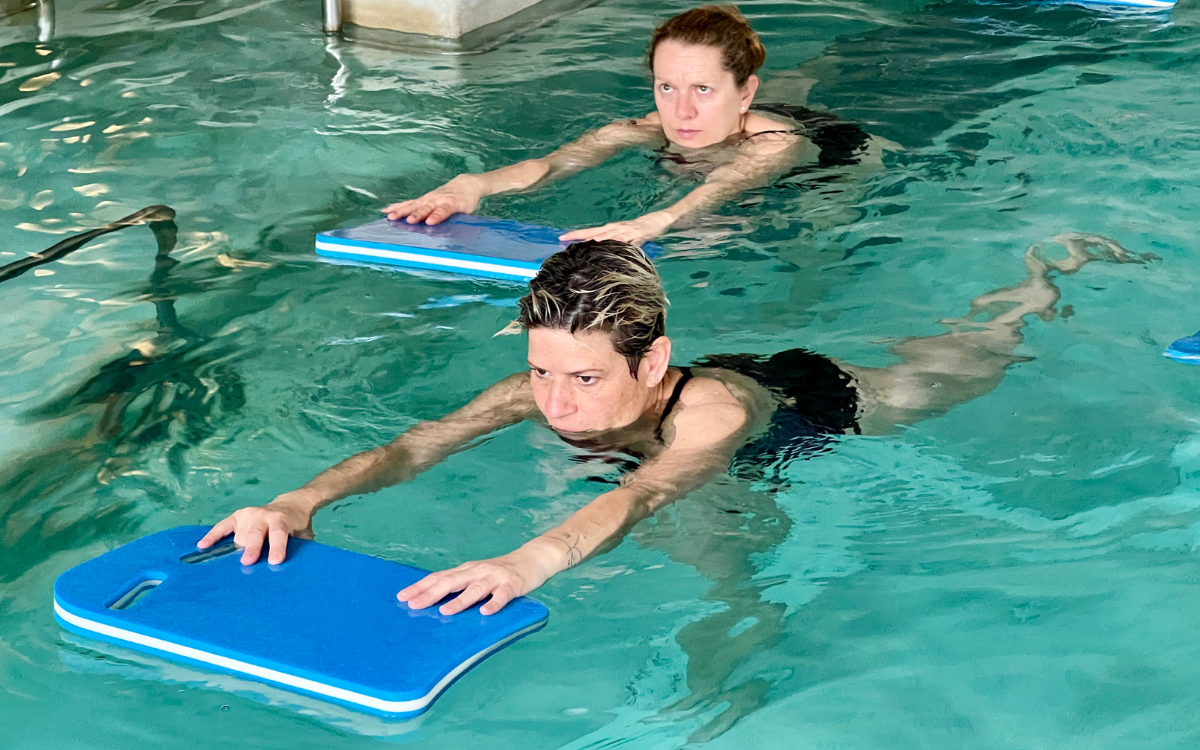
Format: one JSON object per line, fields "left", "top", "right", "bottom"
{"left": 1, "top": 0, "right": 1199, "bottom": 747}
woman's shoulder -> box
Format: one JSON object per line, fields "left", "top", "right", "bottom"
{"left": 665, "top": 367, "right": 774, "bottom": 442}
{"left": 744, "top": 110, "right": 797, "bottom": 134}
{"left": 591, "top": 113, "right": 664, "bottom": 144}
{"left": 741, "top": 112, "right": 803, "bottom": 154}
{"left": 603, "top": 111, "right": 661, "bottom": 131}
{"left": 481, "top": 371, "right": 539, "bottom": 410}
{"left": 638, "top": 110, "right": 663, "bottom": 127}
{"left": 682, "top": 366, "right": 773, "bottom": 415}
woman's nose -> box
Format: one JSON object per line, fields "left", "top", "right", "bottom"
{"left": 543, "top": 380, "right": 575, "bottom": 419}
{"left": 675, "top": 92, "right": 697, "bottom": 121}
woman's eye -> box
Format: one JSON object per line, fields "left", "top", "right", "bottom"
{"left": 659, "top": 83, "right": 672, "bottom": 93}
{"left": 577, "top": 376, "right": 597, "bottom": 385}
{"left": 697, "top": 86, "right": 710, "bottom": 93}
{"left": 532, "top": 368, "right": 549, "bottom": 378}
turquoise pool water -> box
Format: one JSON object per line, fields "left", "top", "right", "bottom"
{"left": 3, "top": 0, "right": 1200, "bottom": 746}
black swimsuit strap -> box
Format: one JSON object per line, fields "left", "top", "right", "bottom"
{"left": 745, "top": 128, "right": 799, "bottom": 138}
{"left": 656, "top": 367, "right": 694, "bottom": 436}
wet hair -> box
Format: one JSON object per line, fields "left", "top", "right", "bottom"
{"left": 647, "top": 5, "right": 766, "bottom": 87}
{"left": 499, "top": 240, "right": 667, "bottom": 378}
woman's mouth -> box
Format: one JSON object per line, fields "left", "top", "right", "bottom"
{"left": 674, "top": 129, "right": 699, "bottom": 140}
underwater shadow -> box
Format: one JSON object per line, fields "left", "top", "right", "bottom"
{"left": 0, "top": 209, "right": 247, "bottom": 583}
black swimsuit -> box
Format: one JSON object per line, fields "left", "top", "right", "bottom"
{"left": 656, "top": 367, "right": 694, "bottom": 440}
{"left": 749, "top": 103, "right": 872, "bottom": 169}
{"left": 655, "top": 103, "right": 871, "bottom": 177}
{"left": 561, "top": 349, "right": 860, "bottom": 484}
{"left": 658, "top": 349, "right": 862, "bottom": 478}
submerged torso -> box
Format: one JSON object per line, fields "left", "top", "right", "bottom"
{"left": 650, "top": 104, "right": 871, "bottom": 180}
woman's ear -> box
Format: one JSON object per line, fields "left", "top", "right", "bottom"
{"left": 640, "top": 336, "right": 673, "bottom": 388}
{"left": 740, "top": 75, "right": 760, "bottom": 110}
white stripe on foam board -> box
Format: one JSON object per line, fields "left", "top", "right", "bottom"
{"left": 1085, "top": 0, "right": 1174, "bottom": 6}
{"left": 54, "top": 599, "right": 543, "bottom": 714}
{"left": 315, "top": 240, "right": 538, "bottom": 279}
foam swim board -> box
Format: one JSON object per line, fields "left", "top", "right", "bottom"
{"left": 53, "top": 526, "right": 548, "bottom": 718}
{"left": 315, "top": 214, "right": 663, "bottom": 282}
{"left": 1165, "top": 331, "right": 1200, "bottom": 364}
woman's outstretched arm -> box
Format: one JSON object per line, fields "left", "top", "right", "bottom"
{"left": 382, "top": 117, "right": 662, "bottom": 225}
{"left": 397, "top": 377, "right": 753, "bottom": 615}
{"left": 197, "top": 373, "right": 540, "bottom": 565}
{"left": 559, "top": 131, "right": 801, "bottom": 246}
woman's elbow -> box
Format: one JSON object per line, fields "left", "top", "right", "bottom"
{"left": 621, "top": 482, "right": 676, "bottom": 519}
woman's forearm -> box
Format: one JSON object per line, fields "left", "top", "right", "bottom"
{"left": 287, "top": 442, "right": 420, "bottom": 514}
{"left": 469, "top": 158, "right": 552, "bottom": 197}
{"left": 289, "top": 400, "right": 521, "bottom": 516}
{"left": 657, "top": 137, "right": 800, "bottom": 230}
{"left": 455, "top": 120, "right": 657, "bottom": 205}
{"left": 659, "top": 180, "right": 740, "bottom": 229}
{"left": 517, "top": 483, "right": 667, "bottom": 577}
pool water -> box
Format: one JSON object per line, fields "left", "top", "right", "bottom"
{"left": 3, "top": 0, "right": 1200, "bottom": 747}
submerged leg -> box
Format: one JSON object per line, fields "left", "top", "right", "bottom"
{"left": 846, "top": 234, "right": 1157, "bottom": 435}
{"left": 634, "top": 481, "right": 792, "bottom": 743}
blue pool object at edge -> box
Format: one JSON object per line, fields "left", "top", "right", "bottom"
{"left": 53, "top": 526, "right": 548, "bottom": 718}
{"left": 315, "top": 214, "right": 663, "bottom": 282}
{"left": 1043, "top": 0, "right": 1175, "bottom": 8}
{"left": 1165, "top": 331, "right": 1200, "bottom": 364}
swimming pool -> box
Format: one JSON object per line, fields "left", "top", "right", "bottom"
{"left": 2, "top": 0, "right": 1200, "bottom": 746}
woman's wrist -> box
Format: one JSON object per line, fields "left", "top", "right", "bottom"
{"left": 273, "top": 487, "right": 325, "bottom": 517}
{"left": 453, "top": 172, "right": 490, "bottom": 199}
{"left": 518, "top": 535, "right": 577, "bottom": 579}
{"left": 647, "top": 209, "right": 677, "bottom": 231}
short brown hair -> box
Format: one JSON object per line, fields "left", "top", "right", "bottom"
{"left": 648, "top": 5, "right": 766, "bottom": 87}
{"left": 501, "top": 241, "right": 667, "bottom": 378}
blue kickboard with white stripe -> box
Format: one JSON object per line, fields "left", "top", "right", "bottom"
{"left": 1041, "top": 0, "right": 1174, "bottom": 8}
{"left": 1165, "top": 330, "right": 1200, "bottom": 364}
{"left": 53, "top": 526, "right": 548, "bottom": 718}
{"left": 315, "top": 214, "right": 663, "bottom": 282}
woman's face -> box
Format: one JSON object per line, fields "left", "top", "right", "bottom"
{"left": 652, "top": 40, "right": 758, "bottom": 148}
{"left": 527, "top": 327, "right": 669, "bottom": 436}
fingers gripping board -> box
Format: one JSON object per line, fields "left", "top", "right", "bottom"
{"left": 315, "top": 214, "right": 663, "bottom": 282}
{"left": 53, "top": 526, "right": 548, "bottom": 718}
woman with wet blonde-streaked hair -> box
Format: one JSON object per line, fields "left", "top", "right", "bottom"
{"left": 203, "top": 233, "right": 1154, "bottom": 738}
{"left": 382, "top": 5, "right": 873, "bottom": 246}
{"left": 498, "top": 240, "right": 668, "bottom": 377}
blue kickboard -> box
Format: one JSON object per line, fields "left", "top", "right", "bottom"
{"left": 1040, "top": 0, "right": 1174, "bottom": 8}
{"left": 1165, "top": 330, "right": 1200, "bottom": 364}
{"left": 53, "top": 526, "right": 548, "bottom": 718}
{"left": 315, "top": 214, "right": 663, "bottom": 283}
